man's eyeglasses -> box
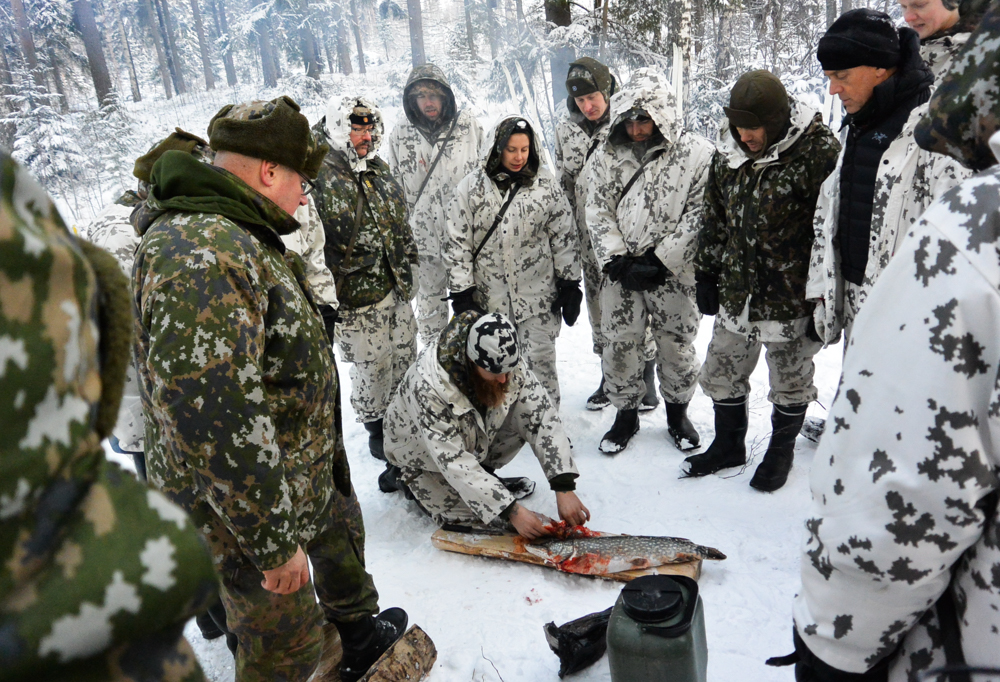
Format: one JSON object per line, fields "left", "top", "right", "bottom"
{"left": 299, "top": 176, "right": 317, "bottom": 196}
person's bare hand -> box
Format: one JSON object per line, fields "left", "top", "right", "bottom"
{"left": 509, "top": 503, "right": 549, "bottom": 540}
{"left": 261, "top": 545, "right": 310, "bottom": 594}
{"left": 556, "top": 492, "right": 590, "bottom": 527}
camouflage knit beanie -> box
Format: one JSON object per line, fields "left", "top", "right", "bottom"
{"left": 725, "top": 70, "right": 791, "bottom": 154}
{"left": 133, "top": 128, "right": 212, "bottom": 183}
{"left": 566, "top": 57, "right": 616, "bottom": 110}
{"left": 208, "top": 96, "right": 329, "bottom": 179}
{"left": 915, "top": 0, "right": 1000, "bottom": 171}
{"left": 467, "top": 313, "right": 519, "bottom": 374}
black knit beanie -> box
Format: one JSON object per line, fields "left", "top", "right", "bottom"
{"left": 818, "top": 9, "right": 901, "bottom": 71}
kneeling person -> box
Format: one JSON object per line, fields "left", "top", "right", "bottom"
{"left": 384, "top": 311, "right": 589, "bottom": 538}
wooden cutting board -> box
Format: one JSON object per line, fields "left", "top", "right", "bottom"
{"left": 430, "top": 528, "right": 702, "bottom": 582}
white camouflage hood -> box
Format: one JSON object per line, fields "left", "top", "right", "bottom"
{"left": 323, "top": 94, "right": 384, "bottom": 172}
{"left": 607, "top": 69, "right": 682, "bottom": 148}
{"left": 479, "top": 113, "right": 555, "bottom": 180}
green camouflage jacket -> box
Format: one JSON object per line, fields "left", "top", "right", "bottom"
{"left": 696, "top": 99, "right": 841, "bottom": 324}
{"left": 314, "top": 97, "right": 418, "bottom": 310}
{"left": 132, "top": 150, "right": 347, "bottom": 572}
{"left": 0, "top": 150, "right": 216, "bottom": 680}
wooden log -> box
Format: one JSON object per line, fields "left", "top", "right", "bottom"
{"left": 358, "top": 625, "right": 436, "bottom": 682}
{"left": 314, "top": 623, "right": 343, "bottom": 682}
{"left": 431, "top": 529, "right": 703, "bottom": 582}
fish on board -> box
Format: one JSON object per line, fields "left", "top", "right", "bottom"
{"left": 523, "top": 533, "right": 727, "bottom": 576}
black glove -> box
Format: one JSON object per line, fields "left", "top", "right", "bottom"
{"left": 765, "top": 629, "right": 890, "bottom": 682}
{"left": 806, "top": 315, "right": 823, "bottom": 344}
{"left": 639, "top": 249, "right": 670, "bottom": 287}
{"left": 694, "top": 271, "right": 720, "bottom": 316}
{"left": 605, "top": 255, "right": 629, "bottom": 283}
{"left": 450, "top": 287, "right": 485, "bottom": 316}
{"left": 319, "top": 304, "right": 339, "bottom": 344}
{"left": 551, "top": 279, "right": 583, "bottom": 326}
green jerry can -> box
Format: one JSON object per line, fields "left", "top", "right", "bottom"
{"left": 606, "top": 574, "right": 707, "bottom": 682}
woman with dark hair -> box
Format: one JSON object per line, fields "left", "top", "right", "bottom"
{"left": 445, "top": 115, "right": 581, "bottom": 409}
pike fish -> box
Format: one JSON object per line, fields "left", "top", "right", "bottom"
{"left": 524, "top": 534, "right": 727, "bottom": 576}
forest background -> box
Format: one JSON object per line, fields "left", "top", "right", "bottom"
{"left": 3, "top": 0, "right": 896, "bottom": 227}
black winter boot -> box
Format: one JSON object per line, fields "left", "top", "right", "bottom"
{"left": 750, "top": 404, "right": 808, "bottom": 492}
{"left": 600, "top": 408, "right": 640, "bottom": 454}
{"left": 639, "top": 360, "right": 660, "bottom": 412}
{"left": 364, "top": 419, "right": 385, "bottom": 461}
{"left": 666, "top": 402, "right": 700, "bottom": 450}
{"left": 378, "top": 463, "right": 401, "bottom": 493}
{"left": 683, "top": 397, "right": 748, "bottom": 477}
{"left": 335, "top": 608, "right": 409, "bottom": 682}
{"left": 586, "top": 374, "right": 610, "bottom": 410}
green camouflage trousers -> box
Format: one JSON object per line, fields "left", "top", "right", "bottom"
{"left": 397, "top": 421, "right": 527, "bottom": 525}
{"left": 699, "top": 322, "right": 823, "bottom": 406}
{"left": 601, "top": 279, "right": 702, "bottom": 408}
{"left": 336, "top": 289, "right": 418, "bottom": 423}
{"left": 414, "top": 254, "right": 449, "bottom": 345}
{"left": 0, "top": 459, "right": 217, "bottom": 682}
{"left": 210, "top": 488, "right": 379, "bottom": 682}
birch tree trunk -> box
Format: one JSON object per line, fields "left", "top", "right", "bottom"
{"left": 73, "top": 0, "right": 115, "bottom": 106}
{"left": 143, "top": 0, "right": 174, "bottom": 97}
{"left": 407, "top": 0, "right": 426, "bottom": 67}
{"left": 10, "top": 0, "right": 47, "bottom": 92}
{"left": 190, "top": 0, "right": 216, "bottom": 90}
{"left": 118, "top": 14, "right": 142, "bottom": 101}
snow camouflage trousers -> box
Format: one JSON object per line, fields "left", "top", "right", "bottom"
{"left": 398, "top": 421, "right": 529, "bottom": 525}
{"left": 415, "top": 253, "right": 449, "bottom": 344}
{"left": 336, "top": 290, "right": 418, "bottom": 423}
{"left": 699, "top": 322, "right": 823, "bottom": 406}
{"left": 210, "top": 488, "right": 378, "bottom": 682}
{"left": 601, "top": 279, "right": 701, "bottom": 407}
{"left": 843, "top": 280, "right": 865, "bottom": 351}
{"left": 515, "top": 309, "right": 563, "bottom": 408}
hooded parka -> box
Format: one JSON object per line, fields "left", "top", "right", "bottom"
{"left": 555, "top": 57, "right": 617, "bottom": 355}
{"left": 445, "top": 114, "right": 579, "bottom": 405}
{"left": 384, "top": 64, "right": 484, "bottom": 342}
{"left": 585, "top": 69, "right": 714, "bottom": 408}
{"left": 793, "top": 11, "right": 1000, "bottom": 675}
{"left": 313, "top": 95, "right": 419, "bottom": 424}
{"left": 383, "top": 311, "right": 578, "bottom": 526}
{"left": 806, "top": 32, "right": 970, "bottom": 344}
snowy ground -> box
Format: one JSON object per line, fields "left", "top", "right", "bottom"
{"left": 110, "top": 313, "right": 842, "bottom": 681}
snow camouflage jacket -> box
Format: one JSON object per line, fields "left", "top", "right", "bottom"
{"left": 384, "top": 64, "right": 484, "bottom": 260}
{"left": 383, "top": 311, "right": 578, "bottom": 525}
{"left": 282, "top": 197, "right": 339, "bottom": 307}
{"left": 133, "top": 151, "right": 348, "bottom": 573}
{"left": 586, "top": 69, "right": 714, "bottom": 286}
{"left": 0, "top": 150, "right": 216, "bottom": 679}
{"left": 313, "top": 96, "right": 418, "bottom": 310}
{"left": 806, "top": 103, "right": 969, "bottom": 344}
{"left": 793, "top": 132, "right": 1000, "bottom": 679}
{"left": 445, "top": 114, "right": 579, "bottom": 323}
{"left": 921, "top": 31, "right": 971, "bottom": 82}
{"left": 695, "top": 99, "right": 841, "bottom": 331}
{"left": 85, "top": 192, "right": 145, "bottom": 451}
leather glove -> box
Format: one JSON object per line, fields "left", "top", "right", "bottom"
{"left": 551, "top": 279, "right": 583, "bottom": 326}
{"left": 694, "top": 271, "right": 720, "bottom": 316}
{"left": 765, "top": 629, "right": 890, "bottom": 682}
{"left": 319, "top": 304, "right": 339, "bottom": 344}
{"left": 605, "top": 255, "right": 630, "bottom": 283}
{"left": 450, "top": 287, "right": 485, "bottom": 317}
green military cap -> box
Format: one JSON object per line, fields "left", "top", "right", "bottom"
{"left": 208, "top": 95, "right": 329, "bottom": 179}
{"left": 133, "top": 127, "right": 211, "bottom": 183}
